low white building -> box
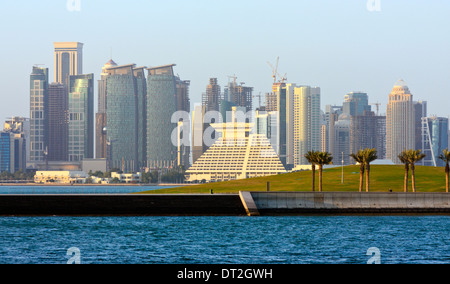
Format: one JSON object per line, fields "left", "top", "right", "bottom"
{"left": 34, "top": 171, "right": 88, "bottom": 184}
{"left": 111, "top": 172, "right": 141, "bottom": 183}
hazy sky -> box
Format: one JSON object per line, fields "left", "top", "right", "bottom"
{"left": 1, "top": 0, "right": 449, "bottom": 121}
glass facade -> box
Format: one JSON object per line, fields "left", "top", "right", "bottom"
{"left": 105, "top": 64, "right": 146, "bottom": 172}
{"left": 0, "top": 132, "right": 10, "bottom": 172}
{"left": 429, "top": 117, "right": 449, "bottom": 167}
{"left": 146, "top": 65, "right": 177, "bottom": 168}
{"left": 68, "top": 74, "right": 94, "bottom": 162}
{"left": 29, "top": 66, "right": 49, "bottom": 163}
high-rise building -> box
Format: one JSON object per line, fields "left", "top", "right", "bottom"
{"left": 146, "top": 64, "right": 178, "bottom": 168}
{"left": 350, "top": 111, "right": 386, "bottom": 161}
{"left": 29, "top": 66, "right": 49, "bottom": 165}
{"left": 386, "top": 79, "right": 415, "bottom": 164}
{"left": 224, "top": 80, "right": 253, "bottom": 113}
{"left": 421, "top": 116, "right": 449, "bottom": 167}
{"left": 48, "top": 83, "right": 68, "bottom": 161}
{"left": 333, "top": 114, "right": 351, "bottom": 165}
{"left": 294, "top": 86, "right": 321, "bottom": 166}
{"left": 0, "top": 132, "right": 27, "bottom": 174}
{"left": 68, "top": 74, "right": 94, "bottom": 162}
{"left": 4, "top": 117, "right": 30, "bottom": 163}
{"left": 96, "top": 59, "right": 118, "bottom": 159}
{"left": 202, "top": 78, "right": 221, "bottom": 113}
{"left": 265, "top": 92, "right": 278, "bottom": 112}
{"left": 414, "top": 101, "right": 427, "bottom": 150}
{"left": 343, "top": 92, "right": 371, "bottom": 116}
{"left": 105, "top": 64, "right": 146, "bottom": 172}
{"left": 273, "top": 83, "right": 287, "bottom": 167}
{"left": 192, "top": 105, "right": 208, "bottom": 164}
{"left": 54, "top": 42, "right": 84, "bottom": 85}
{"left": 176, "top": 77, "right": 191, "bottom": 168}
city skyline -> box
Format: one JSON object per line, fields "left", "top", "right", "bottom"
{"left": 1, "top": 1, "right": 450, "bottom": 121}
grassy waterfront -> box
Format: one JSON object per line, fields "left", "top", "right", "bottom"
{"left": 139, "top": 165, "right": 448, "bottom": 194}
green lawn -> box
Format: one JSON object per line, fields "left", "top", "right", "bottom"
{"left": 139, "top": 165, "right": 448, "bottom": 194}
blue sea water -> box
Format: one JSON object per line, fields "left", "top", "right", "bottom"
{"left": 0, "top": 216, "right": 449, "bottom": 264}
{"left": 0, "top": 185, "right": 174, "bottom": 194}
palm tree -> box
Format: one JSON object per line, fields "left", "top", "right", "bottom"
{"left": 350, "top": 150, "right": 365, "bottom": 192}
{"left": 315, "top": 152, "right": 333, "bottom": 192}
{"left": 304, "top": 151, "right": 317, "bottom": 192}
{"left": 363, "top": 148, "right": 378, "bottom": 192}
{"left": 398, "top": 150, "right": 410, "bottom": 192}
{"left": 439, "top": 149, "right": 450, "bottom": 193}
{"left": 408, "top": 149, "right": 426, "bottom": 193}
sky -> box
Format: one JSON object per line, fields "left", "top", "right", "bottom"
{"left": 0, "top": 0, "right": 450, "bottom": 121}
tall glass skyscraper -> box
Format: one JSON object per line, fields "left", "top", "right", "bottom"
{"left": 68, "top": 74, "right": 94, "bottom": 162}
{"left": 105, "top": 64, "right": 147, "bottom": 172}
{"left": 29, "top": 66, "right": 49, "bottom": 164}
{"left": 422, "top": 116, "right": 449, "bottom": 167}
{"left": 48, "top": 82, "right": 68, "bottom": 161}
{"left": 146, "top": 64, "right": 178, "bottom": 168}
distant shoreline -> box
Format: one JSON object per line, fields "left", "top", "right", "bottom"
{"left": 0, "top": 183, "right": 188, "bottom": 187}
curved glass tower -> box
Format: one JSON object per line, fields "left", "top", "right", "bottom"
{"left": 146, "top": 65, "right": 178, "bottom": 168}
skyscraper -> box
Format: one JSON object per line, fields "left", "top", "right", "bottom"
{"left": 422, "top": 116, "right": 449, "bottom": 167}
{"left": 48, "top": 82, "right": 68, "bottom": 161}
{"left": 54, "top": 42, "right": 84, "bottom": 85}
{"left": 96, "top": 59, "right": 118, "bottom": 159}
{"left": 343, "top": 92, "right": 371, "bottom": 116}
{"left": 68, "top": 74, "right": 94, "bottom": 162}
{"left": 202, "top": 78, "right": 221, "bottom": 113}
{"left": 105, "top": 64, "right": 146, "bottom": 172}
{"left": 294, "top": 86, "right": 321, "bottom": 166}
{"left": 29, "top": 66, "right": 49, "bottom": 165}
{"left": 386, "top": 79, "right": 415, "bottom": 164}
{"left": 146, "top": 64, "right": 178, "bottom": 168}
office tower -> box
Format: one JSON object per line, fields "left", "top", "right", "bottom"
{"left": 176, "top": 77, "right": 191, "bottom": 168}
{"left": 185, "top": 109, "right": 286, "bottom": 183}
{"left": 4, "top": 117, "right": 30, "bottom": 162}
{"left": 386, "top": 79, "right": 415, "bottom": 164}
{"left": 350, "top": 111, "right": 386, "bottom": 160}
{"left": 219, "top": 100, "right": 236, "bottom": 123}
{"left": 333, "top": 114, "right": 351, "bottom": 165}
{"left": 192, "top": 105, "right": 208, "bottom": 164}
{"left": 48, "top": 83, "right": 68, "bottom": 161}
{"left": 343, "top": 92, "right": 371, "bottom": 116}
{"left": 67, "top": 74, "right": 94, "bottom": 162}
{"left": 29, "top": 66, "right": 49, "bottom": 165}
{"left": 0, "top": 132, "right": 26, "bottom": 174}
{"left": 421, "top": 116, "right": 449, "bottom": 167}
{"left": 146, "top": 64, "right": 178, "bottom": 168}
{"left": 324, "top": 105, "right": 343, "bottom": 155}
{"left": 414, "top": 101, "right": 427, "bottom": 150}
{"left": 54, "top": 42, "right": 84, "bottom": 85}
{"left": 273, "top": 83, "right": 287, "bottom": 166}
{"left": 294, "top": 86, "right": 321, "bottom": 166}
{"left": 96, "top": 59, "right": 118, "bottom": 159}
{"left": 202, "top": 78, "right": 221, "bottom": 113}
{"left": 105, "top": 64, "right": 146, "bottom": 172}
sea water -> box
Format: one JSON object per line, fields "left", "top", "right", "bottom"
{"left": 0, "top": 215, "right": 448, "bottom": 264}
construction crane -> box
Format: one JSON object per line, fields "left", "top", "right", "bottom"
{"left": 253, "top": 92, "right": 263, "bottom": 108}
{"left": 267, "top": 57, "right": 287, "bottom": 83}
{"left": 370, "top": 102, "right": 382, "bottom": 116}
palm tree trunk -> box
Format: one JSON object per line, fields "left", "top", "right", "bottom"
{"left": 411, "top": 164, "right": 416, "bottom": 193}
{"left": 359, "top": 164, "right": 364, "bottom": 192}
{"left": 319, "top": 165, "right": 323, "bottom": 192}
{"left": 365, "top": 164, "right": 370, "bottom": 192}
{"left": 312, "top": 165, "right": 316, "bottom": 192}
{"left": 404, "top": 165, "right": 409, "bottom": 193}
{"left": 446, "top": 163, "right": 449, "bottom": 193}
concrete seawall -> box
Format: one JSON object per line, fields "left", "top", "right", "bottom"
{"left": 0, "top": 194, "right": 247, "bottom": 216}
{"left": 243, "top": 192, "right": 450, "bottom": 215}
{"left": 0, "top": 192, "right": 449, "bottom": 216}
